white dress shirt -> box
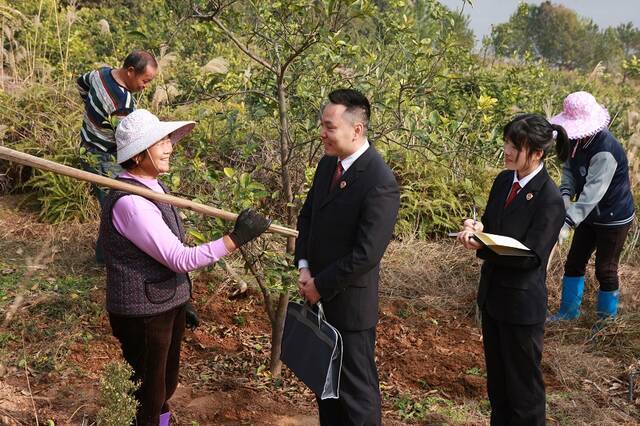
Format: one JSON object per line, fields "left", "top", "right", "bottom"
{"left": 340, "top": 139, "right": 370, "bottom": 173}
{"left": 511, "top": 161, "right": 544, "bottom": 195}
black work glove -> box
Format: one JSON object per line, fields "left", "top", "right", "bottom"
{"left": 185, "top": 301, "right": 200, "bottom": 330}
{"left": 229, "top": 208, "right": 272, "bottom": 247}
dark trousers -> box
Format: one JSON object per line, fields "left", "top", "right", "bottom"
{"left": 317, "top": 327, "right": 381, "bottom": 426}
{"left": 109, "top": 305, "right": 186, "bottom": 426}
{"left": 565, "top": 222, "right": 631, "bottom": 291}
{"left": 81, "top": 145, "right": 122, "bottom": 262}
{"left": 482, "top": 311, "right": 545, "bottom": 426}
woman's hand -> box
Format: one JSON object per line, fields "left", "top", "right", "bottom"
{"left": 458, "top": 219, "right": 483, "bottom": 250}
{"left": 462, "top": 218, "right": 483, "bottom": 233}
{"left": 457, "top": 230, "right": 482, "bottom": 250}
{"left": 228, "top": 208, "right": 272, "bottom": 247}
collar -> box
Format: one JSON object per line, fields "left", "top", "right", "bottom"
{"left": 571, "top": 130, "right": 605, "bottom": 158}
{"left": 512, "top": 161, "right": 543, "bottom": 189}
{"left": 120, "top": 170, "right": 160, "bottom": 187}
{"left": 582, "top": 129, "right": 605, "bottom": 149}
{"left": 339, "top": 139, "right": 370, "bottom": 172}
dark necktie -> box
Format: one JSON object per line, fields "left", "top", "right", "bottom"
{"left": 504, "top": 181, "right": 521, "bottom": 207}
{"left": 330, "top": 161, "right": 343, "bottom": 191}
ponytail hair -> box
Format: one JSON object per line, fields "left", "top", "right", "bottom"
{"left": 551, "top": 123, "right": 570, "bottom": 162}
{"left": 503, "top": 114, "right": 570, "bottom": 163}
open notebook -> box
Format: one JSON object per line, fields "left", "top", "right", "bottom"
{"left": 449, "top": 232, "right": 534, "bottom": 257}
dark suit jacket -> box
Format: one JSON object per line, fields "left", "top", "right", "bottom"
{"left": 477, "top": 167, "right": 565, "bottom": 325}
{"left": 294, "top": 145, "right": 400, "bottom": 331}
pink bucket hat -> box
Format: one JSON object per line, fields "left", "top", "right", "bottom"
{"left": 550, "top": 91, "right": 610, "bottom": 140}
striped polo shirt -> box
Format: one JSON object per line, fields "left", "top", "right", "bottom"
{"left": 77, "top": 67, "right": 135, "bottom": 153}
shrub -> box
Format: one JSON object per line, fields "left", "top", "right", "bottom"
{"left": 96, "top": 360, "right": 139, "bottom": 426}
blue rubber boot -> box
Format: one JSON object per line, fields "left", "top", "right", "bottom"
{"left": 596, "top": 289, "right": 620, "bottom": 319}
{"left": 547, "top": 276, "right": 585, "bottom": 321}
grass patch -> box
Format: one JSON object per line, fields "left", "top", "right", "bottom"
{"left": 233, "top": 314, "right": 247, "bottom": 326}
{"left": 478, "top": 399, "right": 491, "bottom": 416}
{"left": 394, "top": 393, "right": 470, "bottom": 422}
{"left": 465, "top": 367, "right": 485, "bottom": 377}
{"left": 0, "top": 273, "right": 104, "bottom": 373}
{"left": 26, "top": 276, "right": 102, "bottom": 324}
{"left": 41, "top": 275, "right": 96, "bottom": 294}
{"left": 397, "top": 309, "right": 410, "bottom": 319}
{"left": 0, "top": 269, "right": 23, "bottom": 306}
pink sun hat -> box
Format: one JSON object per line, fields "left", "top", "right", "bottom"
{"left": 550, "top": 91, "right": 610, "bottom": 140}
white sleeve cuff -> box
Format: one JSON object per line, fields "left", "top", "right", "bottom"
{"left": 298, "top": 259, "right": 309, "bottom": 270}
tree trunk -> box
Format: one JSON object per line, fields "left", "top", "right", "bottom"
{"left": 270, "top": 291, "right": 289, "bottom": 377}
{"left": 276, "top": 74, "right": 296, "bottom": 254}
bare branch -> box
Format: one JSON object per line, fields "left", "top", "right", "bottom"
{"left": 170, "top": 89, "right": 277, "bottom": 106}
{"left": 192, "top": 6, "right": 277, "bottom": 74}
{"left": 238, "top": 246, "right": 276, "bottom": 324}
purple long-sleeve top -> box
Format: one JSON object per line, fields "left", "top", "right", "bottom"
{"left": 111, "top": 171, "right": 229, "bottom": 273}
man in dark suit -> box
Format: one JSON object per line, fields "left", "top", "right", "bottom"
{"left": 295, "top": 89, "right": 400, "bottom": 426}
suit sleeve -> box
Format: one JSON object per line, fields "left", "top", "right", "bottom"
{"left": 479, "top": 172, "right": 504, "bottom": 225}
{"left": 476, "top": 174, "right": 502, "bottom": 263}
{"left": 294, "top": 164, "right": 320, "bottom": 265}
{"left": 477, "top": 193, "right": 565, "bottom": 270}
{"left": 314, "top": 178, "right": 400, "bottom": 300}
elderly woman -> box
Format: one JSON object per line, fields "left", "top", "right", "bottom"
{"left": 100, "top": 109, "right": 271, "bottom": 426}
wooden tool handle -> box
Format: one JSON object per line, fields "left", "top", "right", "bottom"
{"left": 0, "top": 145, "right": 298, "bottom": 238}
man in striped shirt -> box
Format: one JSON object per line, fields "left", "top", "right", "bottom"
{"left": 78, "top": 50, "right": 158, "bottom": 262}
{"left": 78, "top": 50, "right": 157, "bottom": 154}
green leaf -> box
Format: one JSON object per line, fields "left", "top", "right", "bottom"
{"left": 223, "top": 167, "right": 235, "bottom": 178}
{"left": 127, "top": 30, "right": 148, "bottom": 40}
{"left": 239, "top": 173, "right": 250, "bottom": 188}
{"left": 188, "top": 230, "right": 207, "bottom": 242}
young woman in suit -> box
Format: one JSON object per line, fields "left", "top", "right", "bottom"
{"left": 457, "top": 114, "right": 569, "bottom": 425}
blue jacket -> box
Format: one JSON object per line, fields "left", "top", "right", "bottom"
{"left": 561, "top": 129, "right": 635, "bottom": 227}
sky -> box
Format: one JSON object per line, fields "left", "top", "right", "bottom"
{"left": 438, "top": 0, "right": 640, "bottom": 46}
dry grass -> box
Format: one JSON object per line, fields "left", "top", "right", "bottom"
{"left": 380, "top": 237, "right": 480, "bottom": 317}
{"left": 546, "top": 389, "right": 637, "bottom": 425}
{"left": 381, "top": 236, "right": 640, "bottom": 423}
{"left": 0, "top": 195, "right": 98, "bottom": 276}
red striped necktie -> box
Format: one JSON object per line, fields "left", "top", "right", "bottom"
{"left": 504, "top": 181, "right": 521, "bottom": 207}
{"left": 330, "top": 161, "right": 343, "bottom": 191}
